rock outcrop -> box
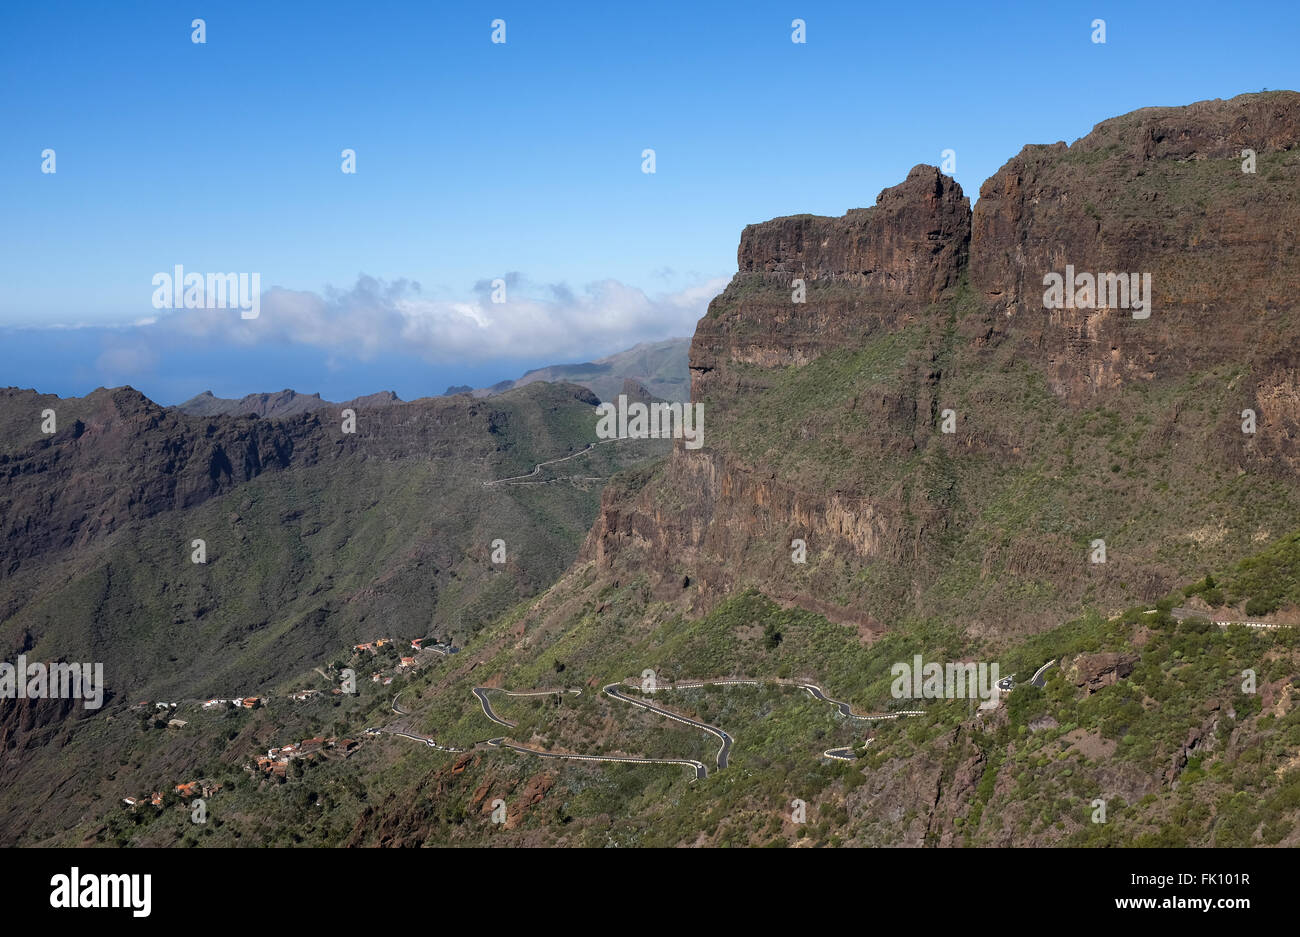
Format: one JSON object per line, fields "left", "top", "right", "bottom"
{"left": 583, "top": 92, "right": 1300, "bottom": 637}
{"left": 971, "top": 92, "right": 1300, "bottom": 404}
{"left": 1068, "top": 652, "right": 1138, "bottom": 695}
{"left": 692, "top": 165, "right": 970, "bottom": 405}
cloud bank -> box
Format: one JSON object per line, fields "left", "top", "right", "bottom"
{"left": 159, "top": 273, "right": 729, "bottom": 364}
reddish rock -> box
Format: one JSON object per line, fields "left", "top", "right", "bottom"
{"left": 1069, "top": 652, "right": 1138, "bottom": 694}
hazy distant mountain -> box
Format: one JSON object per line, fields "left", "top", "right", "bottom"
{"left": 177, "top": 389, "right": 401, "bottom": 418}
{"left": 178, "top": 338, "right": 691, "bottom": 418}
{"left": 450, "top": 338, "right": 691, "bottom": 402}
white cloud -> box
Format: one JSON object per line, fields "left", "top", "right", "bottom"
{"left": 155, "top": 272, "right": 727, "bottom": 364}
{"left": 95, "top": 340, "right": 158, "bottom": 379}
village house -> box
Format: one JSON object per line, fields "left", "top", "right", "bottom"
{"left": 252, "top": 756, "right": 287, "bottom": 778}
{"left": 175, "top": 779, "right": 222, "bottom": 799}
{"left": 167, "top": 718, "right": 188, "bottom": 729}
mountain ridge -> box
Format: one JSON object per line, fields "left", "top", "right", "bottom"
{"left": 4, "top": 91, "right": 1300, "bottom": 849}
{"left": 584, "top": 90, "right": 1300, "bottom": 638}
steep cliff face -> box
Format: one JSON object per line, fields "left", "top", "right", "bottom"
{"left": 692, "top": 165, "right": 970, "bottom": 407}
{"left": 971, "top": 91, "right": 1300, "bottom": 405}
{"left": 584, "top": 92, "right": 1300, "bottom": 637}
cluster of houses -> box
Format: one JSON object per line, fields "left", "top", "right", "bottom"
{"left": 134, "top": 697, "right": 262, "bottom": 715}
{"left": 291, "top": 687, "right": 352, "bottom": 701}
{"left": 356, "top": 636, "right": 457, "bottom": 657}
{"left": 352, "top": 636, "right": 438, "bottom": 685}
{"left": 251, "top": 737, "right": 359, "bottom": 777}
{"left": 124, "top": 635, "right": 461, "bottom": 804}
{"left": 202, "top": 697, "right": 262, "bottom": 710}
{"left": 123, "top": 778, "right": 221, "bottom": 810}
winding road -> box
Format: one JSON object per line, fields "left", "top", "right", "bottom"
{"left": 382, "top": 676, "right": 926, "bottom": 780}
{"left": 472, "top": 686, "right": 581, "bottom": 728}
{"left": 1171, "top": 607, "right": 1285, "bottom": 630}
{"left": 485, "top": 738, "right": 709, "bottom": 780}
{"left": 1029, "top": 659, "right": 1057, "bottom": 688}
{"left": 482, "top": 436, "right": 647, "bottom": 488}
{"left": 471, "top": 686, "right": 710, "bottom": 779}
{"left": 652, "top": 677, "right": 925, "bottom": 720}
{"left": 603, "top": 683, "right": 733, "bottom": 771}
{"left": 823, "top": 739, "right": 874, "bottom": 761}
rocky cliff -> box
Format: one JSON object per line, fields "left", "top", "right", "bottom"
{"left": 972, "top": 91, "right": 1300, "bottom": 405}
{"left": 692, "top": 165, "right": 969, "bottom": 407}
{"left": 583, "top": 91, "right": 1300, "bottom": 638}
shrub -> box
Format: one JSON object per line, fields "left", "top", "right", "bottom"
{"left": 1245, "top": 596, "right": 1277, "bottom": 617}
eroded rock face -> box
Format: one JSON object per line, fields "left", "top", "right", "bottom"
{"left": 1068, "top": 652, "right": 1138, "bottom": 695}
{"left": 581, "top": 447, "right": 910, "bottom": 624}
{"left": 971, "top": 92, "right": 1300, "bottom": 404}
{"left": 1250, "top": 351, "right": 1300, "bottom": 474}
{"left": 586, "top": 92, "right": 1300, "bottom": 635}
{"left": 691, "top": 165, "right": 970, "bottom": 404}
{"left": 736, "top": 164, "right": 971, "bottom": 289}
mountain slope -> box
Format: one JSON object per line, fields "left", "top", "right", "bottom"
{"left": 0, "top": 381, "right": 668, "bottom": 703}
{"left": 586, "top": 92, "right": 1300, "bottom": 639}
{"left": 5, "top": 92, "right": 1300, "bottom": 849}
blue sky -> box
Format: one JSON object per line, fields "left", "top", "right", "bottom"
{"left": 1, "top": 0, "right": 1297, "bottom": 403}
